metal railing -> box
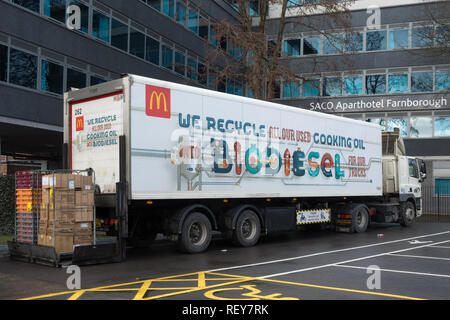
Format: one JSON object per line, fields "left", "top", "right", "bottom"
{"left": 417, "top": 185, "right": 450, "bottom": 223}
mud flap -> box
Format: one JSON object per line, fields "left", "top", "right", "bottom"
{"left": 72, "top": 243, "right": 120, "bottom": 265}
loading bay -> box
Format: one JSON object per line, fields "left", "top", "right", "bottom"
{"left": 1, "top": 222, "right": 449, "bottom": 301}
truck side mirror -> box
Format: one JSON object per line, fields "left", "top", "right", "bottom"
{"left": 420, "top": 161, "right": 426, "bottom": 175}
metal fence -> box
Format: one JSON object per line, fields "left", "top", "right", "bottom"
{"left": 417, "top": 185, "right": 450, "bottom": 223}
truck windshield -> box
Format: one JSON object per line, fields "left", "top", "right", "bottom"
{"left": 408, "top": 159, "right": 419, "bottom": 179}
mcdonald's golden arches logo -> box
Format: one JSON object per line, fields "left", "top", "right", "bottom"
{"left": 75, "top": 116, "right": 84, "bottom": 131}
{"left": 146, "top": 85, "right": 171, "bottom": 119}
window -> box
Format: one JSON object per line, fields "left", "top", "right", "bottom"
{"left": 188, "top": 7, "right": 198, "bottom": 33}
{"left": 303, "top": 79, "right": 320, "bottom": 97}
{"left": 163, "top": 0, "right": 175, "bottom": 18}
{"left": 323, "top": 34, "right": 343, "bottom": 55}
{"left": 367, "top": 118, "right": 387, "bottom": 131}
{"left": 92, "top": 11, "right": 110, "bottom": 43}
{"left": 147, "top": 0, "right": 161, "bottom": 11}
{"left": 41, "top": 60, "right": 63, "bottom": 94}
{"left": 187, "top": 57, "right": 197, "bottom": 81}
{"left": 69, "top": 0, "right": 89, "bottom": 33}
{"left": 209, "top": 23, "right": 218, "bottom": 46}
{"left": 111, "top": 19, "right": 128, "bottom": 52}
{"left": 366, "top": 74, "right": 386, "bottom": 95}
{"left": 408, "top": 158, "right": 419, "bottom": 179}
{"left": 130, "top": 28, "right": 145, "bottom": 59}
{"left": 249, "top": 0, "right": 260, "bottom": 16}
{"left": 410, "top": 116, "right": 432, "bottom": 138}
{"left": 208, "top": 69, "right": 217, "bottom": 89}
{"left": 0, "top": 44, "right": 7, "bottom": 82}
{"left": 174, "top": 51, "right": 185, "bottom": 76}
{"left": 67, "top": 67, "right": 86, "bottom": 89}
{"left": 176, "top": 0, "right": 187, "bottom": 26}
{"left": 283, "top": 80, "right": 300, "bottom": 98}
{"left": 287, "top": 0, "right": 302, "bottom": 7}
{"left": 412, "top": 26, "right": 434, "bottom": 48}
{"left": 434, "top": 117, "right": 450, "bottom": 137}
{"left": 199, "top": 14, "right": 209, "bottom": 40}
{"left": 388, "top": 74, "right": 408, "bottom": 93}
{"left": 345, "top": 32, "right": 363, "bottom": 52}
{"left": 145, "top": 36, "right": 160, "bottom": 65}
{"left": 387, "top": 119, "right": 408, "bottom": 136}
{"left": 323, "top": 77, "right": 342, "bottom": 96}
{"left": 411, "top": 71, "right": 433, "bottom": 93}
{"left": 435, "top": 179, "right": 450, "bottom": 195}
{"left": 13, "top": 0, "right": 39, "bottom": 12}
{"left": 9, "top": 48, "right": 37, "bottom": 89}
{"left": 389, "top": 29, "right": 409, "bottom": 49}
{"left": 344, "top": 76, "right": 362, "bottom": 95}
{"left": 436, "top": 24, "right": 450, "bottom": 47}
{"left": 303, "top": 37, "right": 321, "bottom": 55}
{"left": 161, "top": 44, "right": 173, "bottom": 70}
{"left": 284, "top": 39, "right": 300, "bottom": 56}
{"left": 366, "top": 30, "right": 387, "bottom": 51}
{"left": 198, "top": 62, "right": 207, "bottom": 86}
{"left": 43, "top": 0, "right": 66, "bottom": 24}
{"left": 90, "top": 76, "right": 106, "bottom": 86}
{"left": 436, "top": 71, "right": 450, "bottom": 91}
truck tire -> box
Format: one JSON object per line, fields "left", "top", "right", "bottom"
{"left": 178, "top": 212, "right": 212, "bottom": 253}
{"left": 232, "top": 210, "right": 261, "bottom": 247}
{"left": 352, "top": 205, "right": 370, "bottom": 233}
{"left": 400, "top": 201, "right": 415, "bottom": 227}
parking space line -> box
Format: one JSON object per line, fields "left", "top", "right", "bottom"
{"left": 429, "top": 246, "right": 450, "bottom": 249}
{"left": 206, "top": 231, "right": 450, "bottom": 273}
{"left": 388, "top": 253, "right": 450, "bottom": 261}
{"left": 257, "top": 239, "right": 450, "bottom": 279}
{"left": 334, "top": 264, "right": 450, "bottom": 279}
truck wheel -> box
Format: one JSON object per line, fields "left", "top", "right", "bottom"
{"left": 353, "top": 205, "right": 369, "bottom": 233}
{"left": 232, "top": 210, "right": 261, "bottom": 247}
{"left": 400, "top": 202, "right": 415, "bottom": 227}
{"left": 178, "top": 212, "right": 212, "bottom": 253}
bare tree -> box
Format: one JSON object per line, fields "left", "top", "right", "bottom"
{"left": 203, "top": 0, "right": 355, "bottom": 101}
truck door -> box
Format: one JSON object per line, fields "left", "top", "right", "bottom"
{"left": 407, "top": 157, "right": 422, "bottom": 216}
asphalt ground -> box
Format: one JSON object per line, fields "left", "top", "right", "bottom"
{"left": 0, "top": 222, "right": 449, "bottom": 301}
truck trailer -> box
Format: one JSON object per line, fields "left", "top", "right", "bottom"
{"left": 63, "top": 74, "right": 426, "bottom": 255}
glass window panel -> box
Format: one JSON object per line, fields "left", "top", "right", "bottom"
{"left": 366, "top": 30, "right": 387, "bottom": 51}
{"left": 188, "top": 8, "right": 198, "bottom": 33}
{"left": 92, "top": 11, "right": 110, "bottom": 43}
{"left": 435, "top": 179, "right": 450, "bottom": 195}
{"left": 303, "top": 80, "right": 320, "bottom": 97}
{"left": 90, "top": 76, "right": 106, "bottom": 85}
{"left": 323, "top": 77, "right": 342, "bottom": 96}
{"left": 199, "top": 15, "right": 209, "bottom": 40}
{"left": 176, "top": 1, "right": 187, "bottom": 26}
{"left": 284, "top": 39, "right": 300, "bottom": 56}
{"left": 174, "top": 51, "right": 185, "bottom": 75}
{"left": 323, "top": 34, "right": 343, "bottom": 55}
{"left": 0, "top": 44, "right": 7, "bottom": 82}
{"left": 436, "top": 71, "right": 450, "bottom": 91}
{"left": 161, "top": 45, "right": 173, "bottom": 70}
{"left": 69, "top": 0, "right": 89, "bottom": 33}
{"left": 147, "top": 0, "right": 161, "bottom": 11}
{"left": 366, "top": 74, "right": 386, "bottom": 95}
{"left": 67, "top": 68, "right": 86, "bottom": 89}
{"left": 13, "top": 0, "right": 39, "bottom": 12}
{"left": 187, "top": 57, "right": 197, "bottom": 81}
{"left": 303, "top": 37, "right": 321, "bottom": 55}
{"left": 410, "top": 116, "right": 432, "bottom": 138}
{"left": 366, "top": 118, "right": 387, "bottom": 131}
{"left": 345, "top": 32, "right": 363, "bottom": 52}
{"left": 198, "top": 62, "right": 207, "bottom": 86}
{"left": 287, "top": 0, "right": 302, "bottom": 7}
{"left": 412, "top": 26, "right": 434, "bottom": 48}
{"left": 234, "top": 79, "right": 244, "bottom": 96}
{"left": 145, "top": 36, "right": 160, "bottom": 65}
{"left": 9, "top": 48, "right": 37, "bottom": 89}
{"left": 43, "top": 0, "right": 66, "bottom": 23}
{"left": 387, "top": 119, "right": 408, "bottom": 136}
{"left": 111, "top": 19, "right": 128, "bottom": 52}
{"left": 411, "top": 71, "right": 433, "bottom": 93}
{"left": 209, "top": 23, "right": 218, "bottom": 46}
{"left": 389, "top": 29, "right": 409, "bottom": 49}
{"left": 283, "top": 81, "right": 300, "bottom": 98}
{"left": 41, "top": 60, "right": 63, "bottom": 94}
{"left": 208, "top": 69, "right": 216, "bottom": 89}
{"left": 130, "top": 28, "right": 145, "bottom": 59}
{"left": 344, "top": 76, "right": 362, "bottom": 95}
{"left": 436, "top": 25, "right": 450, "bottom": 47}
{"left": 163, "top": 0, "right": 175, "bottom": 18}
{"left": 388, "top": 74, "right": 408, "bottom": 93}
{"left": 434, "top": 117, "right": 450, "bottom": 137}
{"left": 249, "top": 1, "right": 260, "bottom": 16}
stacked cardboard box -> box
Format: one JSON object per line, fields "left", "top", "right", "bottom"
{"left": 38, "top": 173, "right": 94, "bottom": 253}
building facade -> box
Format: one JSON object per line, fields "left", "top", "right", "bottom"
{"left": 0, "top": 0, "right": 238, "bottom": 169}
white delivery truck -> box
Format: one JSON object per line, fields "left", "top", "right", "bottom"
{"left": 63, "top": 75, "right": 426, "bottom": 254}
